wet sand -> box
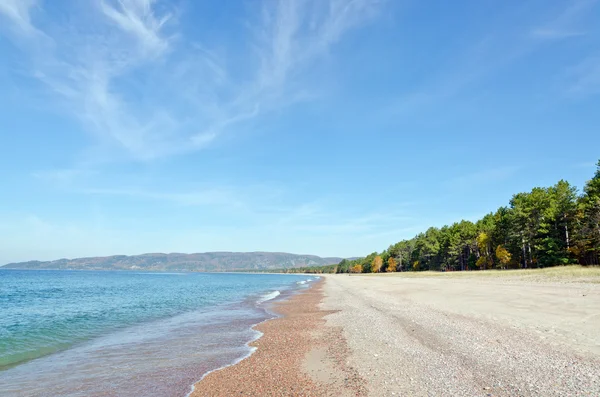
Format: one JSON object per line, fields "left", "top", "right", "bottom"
{"left": 190, "top": 279, "right": 365, "bottom": 396}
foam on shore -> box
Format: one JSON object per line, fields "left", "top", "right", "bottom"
{"left": 256, "top": 290, "right": 281, "bottom": 304}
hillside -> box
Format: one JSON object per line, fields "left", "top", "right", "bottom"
{"left": 2, "top": 252, "right": 344, "bottom": 272}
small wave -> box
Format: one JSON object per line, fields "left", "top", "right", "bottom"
{"left": 296, "top": 280, "right": 307, "bottom": 285}
{"left": 256, "top": 290, "right": 280, "bottom": 304}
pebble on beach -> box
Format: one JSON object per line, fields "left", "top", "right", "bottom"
{"left": 190, "top": 280, "right": 366, "bottom": 397}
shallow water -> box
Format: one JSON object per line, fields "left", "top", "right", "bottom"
{"left": 0, "top": 270, "right": 313, "bottom": 396}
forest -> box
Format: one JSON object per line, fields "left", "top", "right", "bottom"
{"left": 285, "top": 160, "right": 600, "bottom": 274}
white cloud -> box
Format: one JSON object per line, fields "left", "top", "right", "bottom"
{"left": 99, "top": 0, "right": 171, "bottom": 56}
{"left": 0, "top": 0, "right": 38, "bottom": 34}
{"left": 188, "top": 0, "right": 381, "bottom": 146}
{"left": 254, "top": 0, "right": 380, "bottom": 95}
{"left": 1, "top": 0, "right": 381, "bottom": 161}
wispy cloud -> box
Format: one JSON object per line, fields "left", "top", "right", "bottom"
{"left": 529, "top": 0, "right": 594, "bottom": 40}
{"left": 32, "top": 168, "right": 97, "bottom": 184}
{"left": 255, "top": 0, "right": 379, "bottom": 90}
{"left": 0, "top": 206, "right": 416, "bottom": 262}
{"left": 573, "top": 160, "right": 598, "bottom": 168}
{"left": 1, "top": 213, "right": 151, "bottom": 263}
{"left": 270, "top": 202, "right": 414, "bottom": 235}
{"left": 81, "top": 187, "right": 245, "bottom": 208}
{"left": 0, "top": 0, "right": 38, "bottom": 34}
{"left": 99, "top": 0, "right": 171, "bottom": 56}
{"left": 444, "top": 166, "right": 520, "bottom": 189}
{"left": 385, "top": 0, "right": 597, "bottom": 116}
{"left": 1, "top": 0, "right": 381, "bottom": 161}
{"left": 530, "top": 29, "right": 585, "bottom": 39}
{"left": 531, "top": 0, "right": 598, "bottom": 39}
{"left": 566, "top": 56, "right": 600, "bottom": 98}
{"left": 78, "top": 183, "right": 415, "bottom": 239}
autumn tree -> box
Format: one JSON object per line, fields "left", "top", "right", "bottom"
{"left": 372, "top": 255, "right": 383, "bottom": 273}
{"left": 495, "top": 245, "right": 511, "bottom": 269}
{"left": 386, "top": 257, "right": 397, "bottom": 272}
{"left": 412, "top": 260, "right": 420, "bottom": 271}
{"left": 476, "top": 232, "right": 493, "bottom": 269}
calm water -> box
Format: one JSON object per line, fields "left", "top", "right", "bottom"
{"left": 0, "top": 270, "right": 314, "bottom": 396}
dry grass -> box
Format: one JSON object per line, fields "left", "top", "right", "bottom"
{"left": 362, "top": 265, "right": 600, "bottom": 283}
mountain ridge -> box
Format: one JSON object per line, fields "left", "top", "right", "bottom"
{"left": 2, "top": 251, "right": 346, "bottom": 272}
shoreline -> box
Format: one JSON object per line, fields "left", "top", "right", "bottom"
{"left": 0, "top": 273, "right": 312, "bottom": 397}
{"left": 190, "top": 278, "right": 366, "bottom": 396}
{"left": 184, "top": 286, "right": 296, "bottom": 397}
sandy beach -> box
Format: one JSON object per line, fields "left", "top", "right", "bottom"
{"left": 323, "top": 273, "right": 600, "bottom": 396}
{"left": 190, "top": 279, "right": 365, "bottom": 396}
{"left": 193, "top": 273, "right": 600, "bottom": 396}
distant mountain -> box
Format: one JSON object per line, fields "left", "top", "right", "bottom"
{"left": 2, "top": 252, "right": 345, "bottom": 272}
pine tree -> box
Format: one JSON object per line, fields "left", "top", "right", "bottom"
{"left": 576, "top": 161, "right": 600, "bottom": 265}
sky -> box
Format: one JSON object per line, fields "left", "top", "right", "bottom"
{"left": 0, "top": 0, "right": 599, "bottom": 264}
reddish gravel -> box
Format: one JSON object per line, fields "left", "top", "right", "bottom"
{"left": 190, "top": 279, "right": 366, "bottom": 397}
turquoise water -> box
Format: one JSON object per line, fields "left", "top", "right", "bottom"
{"left": 0, "top": 270, "right": 313, "bottom": 396}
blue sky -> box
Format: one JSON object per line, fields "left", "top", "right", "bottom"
{"left": 0, "top": 0, "right": 599, "bottom": 264}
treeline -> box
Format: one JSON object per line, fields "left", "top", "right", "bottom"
{"left": 298, "top": 161, "right": 600, "bottom": 274}
{"left": 278, "top": 264, "right": 339, "bottom": 274}
{"left": 234, "top": 265, "right": 338, "bottom": 274}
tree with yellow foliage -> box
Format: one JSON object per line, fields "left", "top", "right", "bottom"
{"left": 476, "top": 232, "right": 493, "bottom": 270}
{"left": 350, "top": 264, "right": 363, "bottom": 273}
{"left": 495, "top": 245, "right": 511, "bottom": 269}
{"left": 371, "top": 255, "right": 383, "bottom": 273}
{"left": 386, "top": 257, "right": 396, "bottom": 272}
{"left": 412, "top": 260, "right": 420, "bottom": 271}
